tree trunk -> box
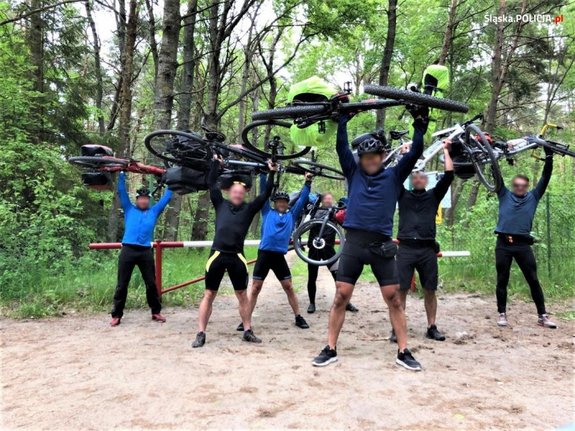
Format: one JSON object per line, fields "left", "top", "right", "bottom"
{"left": 144, "top": 0, "right": 159, "bottom": 83}
{"left": 163, "top": 0, "right": 198, "bottom": 241}
{"left": 85, "top": 0, "right": 105, "bottom": 135}
{"left": 107, "top": 0, "right": 138, "bottom": 241}
{"left": 28, "top": 0, "right": 44, "bottom": 144}
{"left": 444, "top": 178, "right": 465, "bottom": 226}
{"left": 437, "top": 0, "right": 458, "bottom": 65}
{"left": 375, "top": 0, "right": 397, "bottom": 129}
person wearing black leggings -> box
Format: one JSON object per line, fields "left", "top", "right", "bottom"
{"left": 306, "top": 193, "right": 358, "bottom": 314}
{"left": 494, "top": 146, "right": 556, "bottom": 329}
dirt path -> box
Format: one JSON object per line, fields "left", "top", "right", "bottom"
{"left": 1, "top": 252, "right": 574, "bottom": 430}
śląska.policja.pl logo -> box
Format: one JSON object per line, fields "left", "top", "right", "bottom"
{"left": 484, "top": 14, "right": 565, "bottom": 25}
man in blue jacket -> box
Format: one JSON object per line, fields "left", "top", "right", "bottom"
{"left": 494, "top": 147, "right": 556, "bottom": 329}
{"left": 312, "top": 106, "right": 428, "bottom": 370}
{"left": 240, "top": 172, "right": 313, "bottom": 343}
{"left": 110, "top": 172, "right": 172, "bottom": 326}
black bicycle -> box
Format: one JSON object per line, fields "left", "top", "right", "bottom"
{"left": 292, "top": 199, "right": 346, "bottom": 267}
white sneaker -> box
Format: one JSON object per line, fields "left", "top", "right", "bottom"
{"left": 538, "top": 314, "right": 557, "bottom": 329}
{"left": 497, "top": 313, "right": 508, "bottom": 327}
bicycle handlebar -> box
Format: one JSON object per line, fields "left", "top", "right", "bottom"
{"left": 462, "top": 113, "right": 483, "bottom": 128}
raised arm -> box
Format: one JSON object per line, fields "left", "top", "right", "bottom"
{"left": 208, "top": 158, "right": 224, "bottom": 207}
{"left": 152, "top": 188, "right": 173, "bottom": 214}
{"left": 394, "top": 108, "right": 429, "bottom": 182}
{"left": 290, "top": 175, "right": 313, "bottom": 219}
{"left": 533, "top": 149, "right": 554, "bottom": 200}
{"left": 336, "top": 115, "right": 357, "bottom": 178}
{"left": 433, "top": 140, "right": 455, "bottom": 201}
{"left": 249, "top": 163, "right": 276, "bottom": 213}
{"left": 259, "top": 173, "right": 271, "bottom": 215}
{"left": 117, "top": 171, "right": 133, "bottom": 210}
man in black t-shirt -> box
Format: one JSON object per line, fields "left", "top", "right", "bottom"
{"left": 394, "top": 140, "right": 454, "bottom": 342}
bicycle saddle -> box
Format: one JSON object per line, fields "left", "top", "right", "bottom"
{"left": 390, "top": 130, "right": 409, "bottom": 140}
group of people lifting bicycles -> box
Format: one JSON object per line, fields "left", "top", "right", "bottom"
{"left": 70, "top": 74, "right": 573, "bottom": 371}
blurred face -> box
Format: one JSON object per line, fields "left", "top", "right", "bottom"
{"left": 359, "top": 153, "right": 385, "bottom": 175}
{"left": 321, "top": 193, "right": 334, "bottom": 208}
{"left": 228, "top": 184, "right": 247, "bottom": 206}
{"left": 411, "top": 172, "right": 429, "bottom": 191}
{"left": 512, "top": 177, "right": 529, "bottom": 196}
{"left": 136, "top": 196, "right": 150, "bottom": 210}
{"left": 274, "top": 199, "right": 289, "bottom": 213}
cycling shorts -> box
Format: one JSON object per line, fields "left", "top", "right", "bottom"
{"left": 252, "top": 250, "right": 291, "bottom": 281}
{"left": 205, "top": 250, "right": 249, "bottom": 291}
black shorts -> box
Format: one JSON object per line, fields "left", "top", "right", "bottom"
{"left": 205, "top": 250, "right": 249, "bottom": 291}
{"left": 336, "top": 230, "right": 398, "bottom": 286}
{"left": 252, "top": 250, "right": 291, "bottom": 281}
{"left": 397, "top": 244, "right": 438, "bottom": 291}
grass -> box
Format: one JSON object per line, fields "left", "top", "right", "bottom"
{"left": 1, "top": 242, "right": 573, "bottom": 319}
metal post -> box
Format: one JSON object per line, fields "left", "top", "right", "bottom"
{"left": 155, "top": 240, "right": 163, "bottom": 297}
{"left": 545, "top": 194, "right": 551, "bottom": 277}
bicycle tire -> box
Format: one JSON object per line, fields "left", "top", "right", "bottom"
{"left": 289, "top": 159, "right": 345, "bottom": 180}
{"left": 292, "top": 219, "right": 345, "bottom": 267}
{"left": 69, "top": 156, "right": 128, "bottom": 169}
{"left": 464, "top": 124, "right": 502, "bottom": 192}
{"left": 241, "top": 120, "right": 311, "bottom": 160}
{"left": 252, "top": 104, "right": 331, "bottom": 121}
{"left": 363, "top": 84, "right": 469, "bottom": 113}
{"left": 144, "top": 130, "right": 211, "bottom": 170}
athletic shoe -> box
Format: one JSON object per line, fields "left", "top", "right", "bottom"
{"left": 151, "top": 313, "right": 166, "bottom": 323}
{"left": 192, "top": 332, "right": 206, "bottom": 348}
{"left": 426, "top": 325, "right": 446, "bottom": 341}
{"left": 312, "top": 345, "right": 338, "bottom": 367}
{"left": 110, "top": 317, "right": 121, "bottom": 327}
{"left": 497, "top": 313, "right": 508, "bottom": 327}
{"left": 295, "top": 315, "right": 310, "bottom": 329}
{"left": 236, "top": 322, "right": 244, "bottom": 332}
{"left": 396, "top": 349, "right": 422, "bottom": 371}
{"left": 389, "top": 329, "right": 397, "bottom": 343}
{"left": 243, "top": 329, "right": 262, "bottom": 343}
{"left": 538, "top": 314, "right": 557, "bottom": 329}
{"left": 307, "top": 303, "right": 316, "bottom": 314}
{"left": 346, "top": 303, "right": 359, "bottom": 312}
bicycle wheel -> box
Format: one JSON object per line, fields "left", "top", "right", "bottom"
{"left": 69, "top": 156, "right": 128, "bottom": 169}
{"left": 144, "top": 130, "right": 211, "bottom": 169}
{"left": 363, "top": 84, "right": 469, "bottom": 113}
{"left": 293, "top": 219, "right": 345, "bottom": 266}
{"left": 289, "top": 159, "right": 344, "bottom": 180}
{"left": 241, "top": 120, "right": 311, "bottom": 160}
{"left": 463, "top": 124, "right": 502, "bottom": 192}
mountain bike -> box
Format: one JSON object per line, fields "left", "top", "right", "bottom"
{"left": 385, "top": 113, "right": 502, "bottom": 192}
{"left": 292, "top": 198, "right": 346, "bottom": 266}
{"left": 248, "top": 83, "right": 469, "bottom": 157}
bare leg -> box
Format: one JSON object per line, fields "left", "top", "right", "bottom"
{"left": 381, "top": 284, "right": 408, "bottom": 352}
{"left": 197, "top": 289, "right": 217, "bottom": 332}
{"left": 424, "top": 289, "right": 437, "bottom": 327}
{"left": 327, "top": 282, "right": 355, "bottom": 349}
{"left": 280, "top": 279, "right": 300, "bottom": 315}
{"left": 235, "top": 289, "right": 251, "bottom": 329}
{"left": 399, "top": 289, "right": 408, "bottom": 311}
{"left": 245, "top": 280, "right": 264, "bottom": 330}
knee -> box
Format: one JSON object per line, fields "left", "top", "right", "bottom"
{"left": 252, "top": 281, "right": 263, "bottom": 294}
{"left": 384, "top": 290, "right": 402, "bottom": 309}
{"left": 281, "top": 281, "right": 293, "bottom": 292}
{"left": 203, "top": 290, "right": 217, "bottom": 303}
{"left": 424, "top": 289, "right": 436, "bottom": 300}
{"left": 333, "top": 288, "right": 352, "bottom": 307}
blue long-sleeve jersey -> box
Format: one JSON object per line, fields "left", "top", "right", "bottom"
{"left": 118, "top": 172, "right": 173, "bottom": 247}
{"left": 259, "top": 174, "right": 311, "bottom": 254}
{"left": 495, "top": 157, "right": 553, "bottom": 237}
{"left": 337, "top": 116, "right": 427, "bottom": 237}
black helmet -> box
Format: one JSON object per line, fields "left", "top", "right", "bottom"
{"left": 351, "top": 129, "right": 389, "bottom": 156}
{"left": 271, "top": 191, "right": 290, "bottom": 202}
{"left": 136, "top": 188, "right": 152, "bottom": 198}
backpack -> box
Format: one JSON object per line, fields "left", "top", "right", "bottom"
{"left": 287, "top": 76, "right": 338, "bottom": 147}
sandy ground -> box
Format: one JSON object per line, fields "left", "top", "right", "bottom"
{"left": 1, "top": 253, "right": 574, "bottom": 431}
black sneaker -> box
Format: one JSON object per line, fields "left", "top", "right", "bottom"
{"left": 307, "top": 303, "right": 316, "bottom": 314}
{"left": 396, "top": 349, "right": 422, "bottom": 371}
{"left": 236, "top": 322, "right": 244, "bottom": 332}
{"left": 295, "top": 315, "right": 309, "bottom": 329}
{"left": 346, "top": 302, "right": 359, "bottom": 312}
{"left": 389, "top": 329, "right": 397, "bottom": 343}
{"left": 312, "top": 345, "right": 338, "bottom": 367}
{"left": 426, "top": 324, "right": 446, "bottom": 341}
{"left": 243, "top": 329, "right": 262, "bottom": 343}
{"left": 192, "top": 331, "right": 206, "bottom": 348}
